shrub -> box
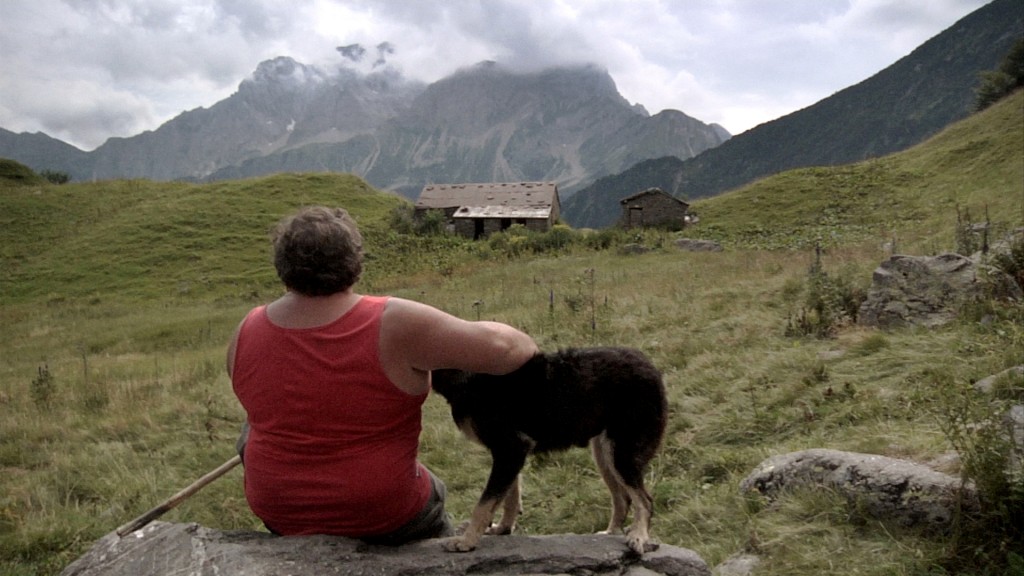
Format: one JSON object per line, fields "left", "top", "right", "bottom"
{"left": 527, "top": 223, "right": 575, "bottom": 252}
{"left": 487, "top": 224, "right": 583, "bottom": 258}
{"left": 990, "top": 232, "right": 1024, "bottom": 293}
{"left": 975, "top": 38, "right": 1024, "bottom": 112}
{"left": 487, "top": 225, "right": 529, "bottom": 257}
{"left": 784, "top": 245, "right": 866, "bottom": 338}
{"left": 30, "top": 364, "right": 56, "bottom": 408}
{"left": 387, "top": 205, "right": 449, "bottom": 236}
{"left": 935, "top": 371, "right": 1024, "bottom": 573}
{"left": 580, "top": 227, "right": 625, "bottom": 250}
{"left": 39, "top": 170, "right": 71, "bottom": 184}
{"left": 386, "top": 205, "right": 416, "bottom": 234}
{"left": 954, "top": 204, "right": 989, "bottom": 256}
{"left": 415, "top": 208, "right": 448, "bottom": 236}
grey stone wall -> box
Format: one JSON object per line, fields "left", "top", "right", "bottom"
{"left": 620, "top": 195, "right": 688, "bottom": 228}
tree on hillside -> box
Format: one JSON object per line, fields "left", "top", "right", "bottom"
{"left": 975, "top": 37, "right": 1024, "bottom": 111}
{"left": 40, "top": 169, "right": 71, "bottom": 184}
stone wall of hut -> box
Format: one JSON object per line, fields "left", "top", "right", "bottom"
{"left": 620, "top": 195, "right": 688, "bottom": 229}
{"left": 453, "top": 217, "right": 552, "bottom": 239}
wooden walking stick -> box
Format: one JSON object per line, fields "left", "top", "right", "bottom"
{"left": 116, "top": 454, "right": 242, "bottom": 537}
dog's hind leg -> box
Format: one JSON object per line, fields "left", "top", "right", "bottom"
{"left": 612, "top": 444, "right": 658, "bottom": 554}
{"left": 621, "top": 484, "right": 655, "bottom": 554}
{"left": 590, "top": 434, "right": 630, "bottom": 535}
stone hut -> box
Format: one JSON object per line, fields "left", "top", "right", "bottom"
{"left": 415, "top": 182, "right": 561, "bottom": 239}
{"left": 619, "top": 188, "right": 691, "bottom": 229}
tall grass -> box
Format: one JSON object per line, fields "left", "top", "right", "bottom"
{"left": 4, "top": 244, "right": 1020, "bottom": 574}
{"left": 1, "top": 92, "right": 1022, "bottom": 575}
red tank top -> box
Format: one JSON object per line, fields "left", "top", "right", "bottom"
{"left": 231, "top": 295, "right": 431, "bottom": 536}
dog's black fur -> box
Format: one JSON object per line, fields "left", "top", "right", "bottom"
{"left": 431, "top": 346, "right": 667, "bottom": 553}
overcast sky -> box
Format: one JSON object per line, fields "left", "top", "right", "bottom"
{"left": 0, "top": 0, "right": 990, "bottom": 151}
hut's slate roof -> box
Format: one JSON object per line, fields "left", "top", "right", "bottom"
{"left": 416, "top": 182, "right": 558, "bottom": 219}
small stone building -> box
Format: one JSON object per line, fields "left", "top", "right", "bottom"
{"left": 415, "top": 182, "right": 561, "bottom": 239}
{"left": 619, "top": 187, "right": 691, "bottom": 229}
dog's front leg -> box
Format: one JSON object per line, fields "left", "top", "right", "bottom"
{"left": 442, "top": 437, "right": 530, "bottom": 552}
{"left": 443, "top": 496, "right": 503, "bottom": 552}
{"left": 487, "top": 474, "right": 521, "bottom": 535}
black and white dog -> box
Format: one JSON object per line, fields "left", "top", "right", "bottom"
{"left": 431, "top": 346, "right": 668, "bottom": 554}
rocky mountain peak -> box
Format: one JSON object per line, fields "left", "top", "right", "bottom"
{"left": 405, "top": 62, "right": 641, "bottom": 134}
{"left": 243, "top": 57, "right": 325, "bottom": 91}
{"left": 440, "top": 61, "right": 629, "bottom": 107}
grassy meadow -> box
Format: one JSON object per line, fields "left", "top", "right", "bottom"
{"left": 1, "top": 91, "right": 1022, "bottom": 575}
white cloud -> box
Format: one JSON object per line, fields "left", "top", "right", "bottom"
{"left": 0, "top": 0, "right": 990, "bottom": 150}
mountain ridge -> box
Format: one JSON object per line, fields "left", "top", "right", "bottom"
{"left": 206, "top": 62, "right": 729, "bottom": 198}
{"left": 562, "top": 0, "right": 1023, "bottom": 228}
{"left": 0, "top": 60, "right": 727, "bottom": 198}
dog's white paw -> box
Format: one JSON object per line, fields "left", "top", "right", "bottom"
{"left": 440, "top": 535, "right": 478, "bottom": 553}
{"left": 485, "top": 522, "right": 514, "bottom": 536}
{"left": 625, "top": 533, "right": 659, "bottom": 555}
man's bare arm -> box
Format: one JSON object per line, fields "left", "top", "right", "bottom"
{"left": 381, "top": 297, "right": 538, "bottom": 375}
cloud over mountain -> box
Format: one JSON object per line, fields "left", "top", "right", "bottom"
{"left": 0, "top": 0, "right": 987, "bottom": 150}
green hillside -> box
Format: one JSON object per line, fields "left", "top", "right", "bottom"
{"left": 0, "top": 173, "right": 429, "bottom": 303}
{"left": 0, "top": 158, "right": 45, "bottom": 185}
{"left": 687, "top": 89, "right": 1024, "bottom": 251}
{"left": 0, "top": 92, "right": 1022, "bottom": 576}
{"left": 3, "top": 92, "right": 1021, "bottom": 305}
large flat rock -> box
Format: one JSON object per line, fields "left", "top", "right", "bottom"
{"left": 60, "top": 522, "right": 710, "bottom": 576}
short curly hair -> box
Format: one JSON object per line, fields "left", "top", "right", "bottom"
{"left": 272, "top": 206, "right": 363, "bottom": 296}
